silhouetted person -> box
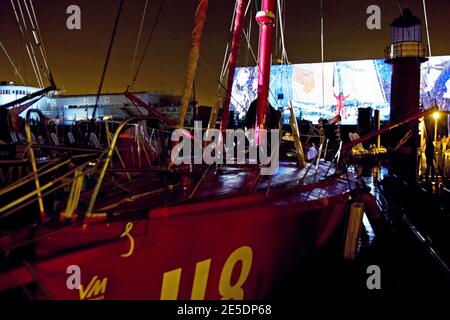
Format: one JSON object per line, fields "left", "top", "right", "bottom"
{"left": 244, "top": 99, "right": 281, "bottom": 130}
{"left": 425, "top": 138, "right": 436, "bottom": 181}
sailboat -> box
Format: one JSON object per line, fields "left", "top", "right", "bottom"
{"left": 0, "top": 0, "right": 371, "bottom": 300}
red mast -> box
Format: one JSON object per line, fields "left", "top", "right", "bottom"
{"left": 220, "top": 0, "right": 249, "bottom": 131}
{"left": 256, "top": 0, "right": 276, "bottom": 132}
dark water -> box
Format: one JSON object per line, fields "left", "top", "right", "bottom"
{"left": 274, "top": 160, "right": 449, "bottom": 311}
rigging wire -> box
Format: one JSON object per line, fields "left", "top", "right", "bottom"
{"left": 10, "top": 0, "right": 42, "bottom": 87}
{"left": 320, "top": 0, "right": 325, "bottom": 110}
{"left": 29, "top": 0, "right": 49, "bottom": 63}
{"left": 275, "top": 1, "right": 278, "bottom": 59}
{"left": 276, "top": 0, "right": 288, "bottom": 64}
{"left": 26, "top": 0, "right": 50, "bottom": 74}
{"left": 23, "top": 0, "right": 50, "bottom": 83}
{"left": 422, "top": 0, "right": 431, "bottom": 57}
{"left": 208, "top": 0, "right": 252, "bottom": 130}
{"left": 91, "top": 0, "right": 125, "bottom": 121}
{"left": 15, "top": 0, "right": 44, "bottom": 87}
{"left": 218, "top": 0, "right": 238, "bottom": 83}
{"left": 397, "top": 1, "right": 434, "bottom": 107}
{"left": 128, "top": 0, "right": 150, "bottom": 86}
{"left": 0, "top": 40, "right": 26, "bottom": 85}
{"left": 244, "top": 6, "right": 252, "bottom": 66}
{"left": 199, "top": 57, "right": 247, "bottom": 114}
{"left": 242, "top": 27, "right": 278, "bottom": 107}
{"left": 127, "top": 0, "right": 166, "bottom": 92}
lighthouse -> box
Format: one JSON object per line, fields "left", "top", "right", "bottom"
{"left": 385, "top": 8, "right": 428, "bottom": 183}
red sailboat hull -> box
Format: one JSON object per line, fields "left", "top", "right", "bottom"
{"left": 0, "top": 181, "right": 349, "bottom": 300}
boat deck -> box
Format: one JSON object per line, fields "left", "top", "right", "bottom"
{"left": 90, "top": 160, "right": 354, "bottom": 216}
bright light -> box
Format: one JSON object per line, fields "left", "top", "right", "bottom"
{"left": 433, "top": 112, "right": 440, "bottom": 120}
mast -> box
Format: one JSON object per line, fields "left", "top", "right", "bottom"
{"left": 178, "top": 0, "right": 209, "bottom": 128}
{"left": 219, "top": 0, "right": 249, "bottom": 131}
{"left": 256, "top": 0, "right": 276, "bottom": 132}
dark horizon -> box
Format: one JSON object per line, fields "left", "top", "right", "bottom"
{"left": 1, "top": 0, "right": 449, "bottom": 106}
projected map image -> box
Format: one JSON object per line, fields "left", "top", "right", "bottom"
{"left": 231, "top": 56, "right": 450, "bottom": 125}
{"left": 421, "top": 56, "right": 450, "bottom": 111}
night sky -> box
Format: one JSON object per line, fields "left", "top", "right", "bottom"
{"left": 0, "top": 0, "right": 449, "bottom": 106}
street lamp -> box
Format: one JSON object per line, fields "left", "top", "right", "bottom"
{"left": 433, "top": 111, "right": 440, "bottom": 141}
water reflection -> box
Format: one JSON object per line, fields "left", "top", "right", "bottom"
{"left": 354, "top": 160, "right": 389, "bottom": 246}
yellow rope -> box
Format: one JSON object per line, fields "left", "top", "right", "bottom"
{"left": 289, "top": 101, "right": 306, "bottom": 168}
{"left": 64, "top": 169, "right": 84, "bottom": 220}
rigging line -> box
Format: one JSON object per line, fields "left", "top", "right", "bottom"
{"left": 244, "top": 0, "right": 252, "bottom": 16}
{"left": 231, "top": 0, "right": 238, "bottom": 31}
{"left": 396, "top": 2, "right": 426, "bottom": 75}
{"left": 210, "top": 0, "right": 252, "bottom": 130}
{"left": 127, "top": 0, "right": 166, "bottom": 92}
{"left": 219, "top": 0, "right": 240, "bottom": 82}
{"left": 10, "top": 0, "right": 42, "bottom": 87}
{"left": 320, "top": 0, "right": 325, "bottom": 109}
{"left": 283, "top": 0, "right": 287, "bottom": 62}
{"left": 242, "top": 28, "right": 278, "bottom": 105}
{"left": 245, "top": 7, "right": 252, "bottom": 66}
{"left": 91, "top": 0, "right": 125, "bottom": 121}
{"left": 275, "top": 1, "right": 278, "bottom": 59}
{"left": 128, "top": 0, "right": 150, "bottom": 86}
{"left": 29, "top": 0, "right": 49, "bottom": 62}
{"left": 0, "top": 40, "right": 26, "bottom": 84}
{"left": 28, "top": 0, "right": 50, "bottom": 74}
{"left": 220, "top": 43, "right": 231, "bottom": 81}
{"left": 220, "top": 0, "right": 252, "bottom": 82}
{"left": 23, "top": 0, "right": 50, "bottom": 81}
{"left": 422, "top": 0, "right": 432, "bottom": 57}
{"left": 16, "top": 0, "right": 44, "bottom": 87}
{"left": 17, "top": 0, "right": 44, "bottom": 87}
{"left": 11, "top": 0, "right": 38, "bottom": 86}
{"left": 198, "top": 57, "right": 246, "bottom": 112}
{"left": 254, "top": 0, "right": 259, "bottom": 13}
{"left": 276, "top": 0, "right": 288, "bottom": 64}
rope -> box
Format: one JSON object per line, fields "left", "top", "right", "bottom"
{"left": 208, "top": 0, "right": 245, "bottom": 131}
{"left": 0, "top": 40, "right": 26, "bottom": 84}
{"left": 320, "top": 0, "right": 325, "bottom": 109}
{"left": 198, "top": 57, "right": 246, "bottom": 112}
{"left": 16, "top": 0, "right": 44, "bottom": 87}
{"left": 242, "top": 28, "right": 278, "bottom": 105}
{"left": 128, "top": 0, "right": 150, "bottom": 86}
{"left": 127, "top": 0, "right": 166, "bottom": 92}
{"left": 397, "top": 2, "right": 424, "bottom": 73}
{"left": 422, "top": 0, "right": 432, "bottom": 57}
{"left": 92, "top": 0, "right": 125, "bottom": 121}
{"left": 392, "top": 129, "right": 414, "bottom": 152}
{"left": 26, "top": 0, "right": 51, "bottom": 75}
{"left": 244, "top": 6, "right": 252, "bottom": 66}
{"left": 22, "top": 260, "right": 52, "bottom": 299}
{"left": 29, "top": 0, "right": 49, "bottom": 63}
{"left": 276, "top": 0, "right": 288, "bottom": 64}
{"left": 11, "top": 0, "right": 42, "bottom": 87}
{"left": 64, "top": 169, "right": 84, "bottom": 220}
